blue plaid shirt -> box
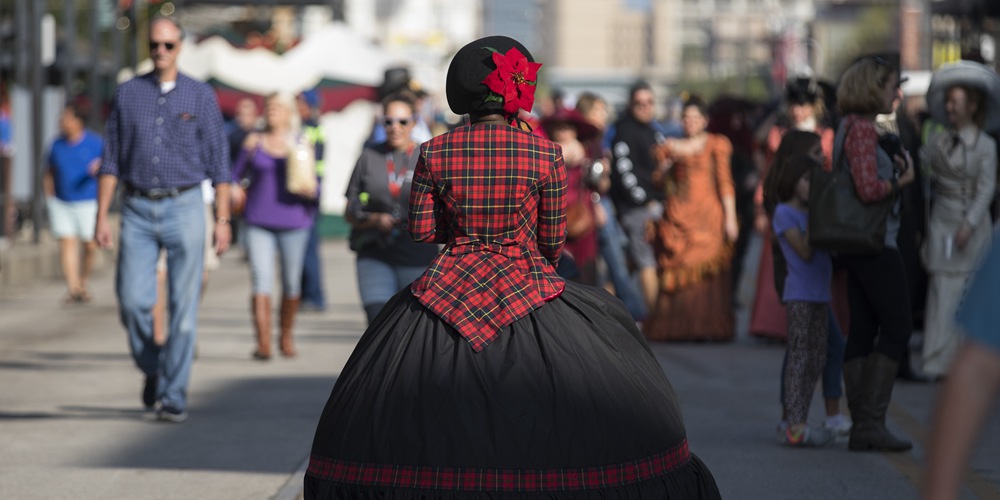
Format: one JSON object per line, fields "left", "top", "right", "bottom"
{"left": 100, "top": 72, "right": 229, "bottom": 191}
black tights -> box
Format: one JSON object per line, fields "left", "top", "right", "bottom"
{"left": 841, "top": 248, "right": 913, "bottom": 362}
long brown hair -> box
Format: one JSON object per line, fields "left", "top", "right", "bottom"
{"left": 763, "top": 130, "right": 821, "bottom": 217}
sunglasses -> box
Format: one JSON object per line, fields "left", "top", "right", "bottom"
{"left": 384, "top": 117, "right": 412, "bottom": 127}
{"left": 149, "top": 41, "right": 177, "bottom": 51}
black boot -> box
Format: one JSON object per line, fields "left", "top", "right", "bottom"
{"left": 842, "top": 356, "right": 866, "bottom": 421}
{"left": 849, "top": 352, "right": 913, "bottom": 452}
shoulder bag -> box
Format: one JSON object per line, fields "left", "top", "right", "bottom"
{"left": 808, "top": 121, "right": 894, "bottom": 255}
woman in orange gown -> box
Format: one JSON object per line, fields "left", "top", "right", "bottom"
{"left": 644, "top": 97, "right": 739, "bottom": 341}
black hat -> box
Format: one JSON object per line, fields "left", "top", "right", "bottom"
{"left": 379, "top": 66, "right": 428, "bottom": 100}
{"left": 446, "top": 36, "right": 538, "bottom": 116}
{"left": 786, "top": 76, "right": 820, "bottom": 105}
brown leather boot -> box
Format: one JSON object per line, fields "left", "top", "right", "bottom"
{"left": 279, "top": 296, "right": 300, "bottom": 357}
{"left": 252, "top": 294, "right": 272, "bottom": 360}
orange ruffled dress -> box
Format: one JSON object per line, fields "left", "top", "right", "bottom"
{"left": 644, "top": 134, "right": 735, "bottom": 341}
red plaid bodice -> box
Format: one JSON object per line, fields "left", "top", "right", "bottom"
{"left": 408, "top": 123, "right": 567, "bottom": 351}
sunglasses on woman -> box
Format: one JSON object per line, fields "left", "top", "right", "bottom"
{"left": 384, "top": 117, "right": 412, "bottom": 127}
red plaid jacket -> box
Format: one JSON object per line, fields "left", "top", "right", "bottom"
{"left": 408, "top": 122, "right": 567, "bottom": 352}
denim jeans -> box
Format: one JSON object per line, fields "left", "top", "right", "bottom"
{"left": 596, "top": 197, "right": 646, "bottom": 320}
{"left": 356, "top": 256, "right": 427, "bottom": 323}
{"left": 300, "top": 218, "right": 326, "bottom": 308}
{"left": 117, "top": 187, "right": 205, "bottom": 411}
{"left": 779, "top": 304, "right": 846, "bottom": 405}
{"left": 246, "top": 225, "right": 311, "bottom": 296}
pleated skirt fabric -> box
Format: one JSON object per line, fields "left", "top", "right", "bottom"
{"left": 305, "top": 281, "right": 721, "bottom": 499}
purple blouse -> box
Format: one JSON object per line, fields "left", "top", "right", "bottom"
{"left": 232, "top": 146, "right": 316, "bottom": 230}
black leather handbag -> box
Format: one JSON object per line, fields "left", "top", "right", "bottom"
{"left": 808, "top": 122, "right": 894, "bottom": 255}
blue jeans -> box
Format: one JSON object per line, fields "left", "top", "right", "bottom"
{"left": 597, "top": 197, "right": 646, "bottom": 320}
{"left": 780, "top": 304, "right": 846, "bottom": 405}
{"left": 300, "top": 217, "right": 326, "bottom": 308}
{"left": 246, "top": 225, "right": 311, "bottom": 296}
{"left": 117, "top": 188, "right": 205, "bottom": 411}
{"left": 356, "top": 256, "right": 426, "bottom": 323}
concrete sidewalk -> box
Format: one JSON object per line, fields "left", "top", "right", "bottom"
{"left": 0, "top": 239, "right": 364, "bottom": 499}
{"left": 1, "top": 236, "right": 997, "bottom": 499}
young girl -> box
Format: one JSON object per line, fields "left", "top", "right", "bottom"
{"left": 772, "top": 153, "right": 835, "bottom": 447}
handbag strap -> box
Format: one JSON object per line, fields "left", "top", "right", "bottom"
{"left": 832, "top": 119, "right": 857, "bottom": 174}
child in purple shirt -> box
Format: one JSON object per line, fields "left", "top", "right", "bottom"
{"left": 772, "top": 153, "right": 834, "bottom": 447}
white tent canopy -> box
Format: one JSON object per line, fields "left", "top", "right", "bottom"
{"left": 124, "top": 23, "right": 400, "bottom": 94}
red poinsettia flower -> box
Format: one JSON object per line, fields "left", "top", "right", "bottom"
{"left": 482, "top": 47, "right": 542, "bottom": 115}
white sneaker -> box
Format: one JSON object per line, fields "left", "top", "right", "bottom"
{"left": 823, "top": 414, "right": 852, "bottom": 437}
{"left": 784, "top": 425, "right": 836, "bottom": 447}
{"left": 776, "top": 420, "right": 789, "bottom": 443}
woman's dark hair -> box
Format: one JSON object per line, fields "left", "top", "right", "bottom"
{"left": 382, "top": 91, "right": 417, "bottom": 115}
{"left": 949, "top": 84, "right": 987, "bottom": 127}
{"left": 775, "top": 153, "right": 820, "bottom": 203}
{"left": 763, "top": 130, "right": 821, "bottom": 215}
{"left": 683, "top": 95, "right": 708, "bottom": 117}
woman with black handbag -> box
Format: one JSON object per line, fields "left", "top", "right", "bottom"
{"left": 830, "top": 56, "right": 916, "bottom": 452}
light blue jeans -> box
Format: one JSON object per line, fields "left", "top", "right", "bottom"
{"left": 245, "top": 225, "right": 311, "bottom": 296}
{"left": 356, "top": 256, "right": 427, "bottom": 323}
{"left": 597, "top": 197, "right": 647, "bottom": 320}
{"left": 117, "top": 187, "right": 205, "bottom": 411}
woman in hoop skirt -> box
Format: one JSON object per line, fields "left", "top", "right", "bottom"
{"left": 304, "top": 36, "right": 721, "bottom": 499}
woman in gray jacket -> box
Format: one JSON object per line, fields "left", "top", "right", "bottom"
{"left": 920, "top": 83, "right": 997, "bottom": 380}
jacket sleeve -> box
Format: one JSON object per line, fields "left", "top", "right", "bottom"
{"left": 200, "top": 85, "right": 230, "bottom": 186}
{"left": 99, "top": 86, "right": 122, "bottom": 178}
{"left": 713, "top": 135, "right": 736, "bottom": 199}
{"left": 846, "top": 120, "right": 892, "bottom": 203}
{"left": 537, "top": 150, "right": 567, "bottom": 264}
{"left": 407, "top": 150, "right": 449, "bottom": 243}
{"left": 967, "top": 135, "right": 998, "bottom": 228}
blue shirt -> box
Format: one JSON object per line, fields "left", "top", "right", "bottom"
{"left": 957, "top": 228, "right": 1000, "bottom": 354}
{"left": 0, "top": 111, "right": 12, "bottom": 157}
{"left": 49, "top": 131, "right": 102, "bottom": 202}
{"left": 773, "top": 203, "right": 832, "bottom": 303}
{"left": 100, "top": 72, "right": 229, "bottom": 191}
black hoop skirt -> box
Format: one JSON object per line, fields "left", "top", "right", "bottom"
{"left": 305, "top": 281, "right": 721, "bottom": 499}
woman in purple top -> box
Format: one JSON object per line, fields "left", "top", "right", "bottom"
{"left": 772, "top": 153, "right": 834, "bottom": 447}
{"left": 231, "top": 92, "right": 318, "bottom": 360}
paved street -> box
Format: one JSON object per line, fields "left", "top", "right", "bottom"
{"left": 1, "top": 238, "right": 998, "bottom": 499}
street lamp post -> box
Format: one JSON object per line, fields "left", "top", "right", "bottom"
{"left": 29, "top": 0, "right": 44, "bottom": 244}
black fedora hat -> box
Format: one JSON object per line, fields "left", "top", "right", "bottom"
{"left": 446, "top": 36, "right": 539, "bottom": 116}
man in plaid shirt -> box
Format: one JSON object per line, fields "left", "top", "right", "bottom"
{"left": 95, "top": 16, "right": 230, "bottom": 423}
